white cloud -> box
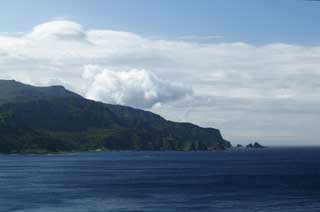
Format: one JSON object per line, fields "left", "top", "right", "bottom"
{"left": 27, "top": 20, "right": 86, "bottom": 41}
{"left": 1, "top": 20, "right": 320, "bottom": 144}
{"left": 83, "top": 66, "right": 192, "bottom": 108}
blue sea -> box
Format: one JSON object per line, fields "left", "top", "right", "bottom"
{"left": 1, "top": 148, "right": 320, "bottom": 212}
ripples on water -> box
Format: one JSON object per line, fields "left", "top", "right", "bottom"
{"left": 0, "top": 147, "right": 320, "bottom": 212}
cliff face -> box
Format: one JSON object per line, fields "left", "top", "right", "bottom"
{"left": 0, "top": 80, "right": 231, "bottom": 153}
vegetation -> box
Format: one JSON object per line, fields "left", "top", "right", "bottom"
{"left": 0, "top": 80, "right": 231, "bottom": 153}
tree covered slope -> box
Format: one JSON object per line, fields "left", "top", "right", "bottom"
{"left": 0, "top": 80, "right": 231, "bottom": 153}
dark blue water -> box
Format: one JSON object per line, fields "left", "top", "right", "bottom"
{"left": 1, "top": 148, "right": 320, "bottom": 212}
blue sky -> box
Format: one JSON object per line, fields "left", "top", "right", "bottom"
{"left": 1, "top": 0, "right": 320, "bottom": 44}
{"left": 1, "top": 0, "right": 320, "bottom": 145}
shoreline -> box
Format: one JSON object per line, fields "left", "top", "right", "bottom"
{"left": 3, "top": 146, "right": 320, "bottom": 156}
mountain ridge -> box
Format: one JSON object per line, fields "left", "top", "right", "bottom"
{"left": 0, "top": 80, "right": 231, "bottom": 153}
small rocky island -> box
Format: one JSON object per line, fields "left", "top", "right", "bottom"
{"left": 234, "top": 142, "right": 265, "bottom": 149}
{"left": 246, "top": 142, "right": 265, "bottom": 148}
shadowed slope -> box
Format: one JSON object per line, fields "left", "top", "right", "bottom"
{"left": 0, "top": 80, "right": 230, "bottom": 153}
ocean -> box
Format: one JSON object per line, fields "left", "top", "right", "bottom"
{"left": 1, "top": 147, "right": 320, "bottom": 212}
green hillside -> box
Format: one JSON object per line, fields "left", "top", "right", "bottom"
{"left": 0, "top": 80, "right": 231, "bottom": 153}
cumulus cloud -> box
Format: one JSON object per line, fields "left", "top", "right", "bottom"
{"left": 27, "top": 20, "right": 86, "bottom": 41}
{"left": 1, "top": 19, "right": 320, "bottom": 144}
{"left": 83, "top": 66, "right": 192, "bottom": 108}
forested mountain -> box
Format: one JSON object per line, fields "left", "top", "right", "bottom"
{"left": 0, "top": 80, "right": 231, "bottom": 153}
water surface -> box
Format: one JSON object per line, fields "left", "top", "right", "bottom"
{"left": 1, "top": 148, "right": 320, "bottom": 212}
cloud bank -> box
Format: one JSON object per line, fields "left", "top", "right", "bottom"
{"left": 83, "top": 66, "right": 192, "bottom": 108}
{"left": 1, "top": 20, "right": 320, "bottom": 144}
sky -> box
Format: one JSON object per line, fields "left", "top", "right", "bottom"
{"left": 0, "top": 0, "right": 320, "bottom": 145}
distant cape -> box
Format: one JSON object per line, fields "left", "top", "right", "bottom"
{"left": 0, "top": 80, "right": 231, "bottom": 153}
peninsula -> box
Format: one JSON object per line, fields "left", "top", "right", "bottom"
{"left": 0, "top": 80, "right": 231, "bottom": 153}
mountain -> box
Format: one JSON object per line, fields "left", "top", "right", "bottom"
{"left": 0, "top": 80, "right": 231, "bottom": 153}
{"left": 0, "top": 80, "right": 81, "bottom": 104}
